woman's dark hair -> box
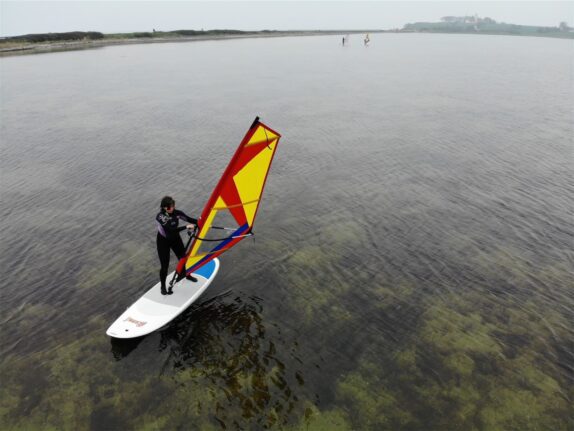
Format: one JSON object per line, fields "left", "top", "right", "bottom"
{"left": 160, "top": 196, "right": 175, "bottom": 209}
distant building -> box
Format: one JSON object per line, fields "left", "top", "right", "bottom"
{"left": 440, "top": 15, "right": 497, "bottom": 25}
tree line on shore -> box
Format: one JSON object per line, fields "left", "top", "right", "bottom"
{"left": 3, "top": 31, "right": 105, "bottom": 43}
{"left": 1, "top": 29, "right": 277, "bottom": 44}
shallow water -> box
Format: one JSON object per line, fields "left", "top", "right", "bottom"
{"left": 1, "top": 34, "right": 573, "bottom": 430}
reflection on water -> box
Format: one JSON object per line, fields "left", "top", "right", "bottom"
{"left": 1, "top": 34, "right": 572, "bottom": 430}
{"left": 110, "top": 336, "right": 144, "bottom": 360}
{"left": 163, "top": 294, "right": 300, "bottom": 427}
{"left": 110, "top": 291, "right": 307, "bottom": 428}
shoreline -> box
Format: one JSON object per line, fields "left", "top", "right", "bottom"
{"left": 0, "top": 31, "right": 368, "bottom": 56}
{"left": 1, "top": 29, "right": 571, "bottom": 57}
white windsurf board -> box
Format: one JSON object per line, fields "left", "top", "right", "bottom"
{"left": 106, "top": 258, "right": 219, "bottom": 338}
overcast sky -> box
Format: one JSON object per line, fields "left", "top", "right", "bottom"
{"left": 1, "top": 1, "right": 572, "bottom": 37}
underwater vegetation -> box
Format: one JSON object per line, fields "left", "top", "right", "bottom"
{"left": 2, "top": 209, "right": 571, "bottom": 431}
{"left": 0, "top": 303, "right": 309, "bottom": 430}
{"left": 1, "top": 140, "right": 573, "bottom": 430}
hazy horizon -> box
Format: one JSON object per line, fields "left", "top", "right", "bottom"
{"left": 1, "top": 1, "right": 573, "bottom": 37}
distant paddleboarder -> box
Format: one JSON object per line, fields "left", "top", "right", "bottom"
{"left": 156, "top": 196, "right": 198, "bottom": 295}
{"left": 364, "top": 33, "right": 370, "bottom": 46}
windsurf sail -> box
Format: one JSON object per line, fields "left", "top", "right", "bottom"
{"left": 175, "top": 117, "right": 281, "bottom": 279}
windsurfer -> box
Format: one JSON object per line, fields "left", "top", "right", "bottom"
{"left": 156, "top": 196, "right": 198, "bottom": 295}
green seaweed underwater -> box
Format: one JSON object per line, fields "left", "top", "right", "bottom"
{"left": 1, "top": 210, "right": 572, "bottom": 431}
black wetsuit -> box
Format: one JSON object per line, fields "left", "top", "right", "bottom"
{"left": 156, "top": 209, "right": 198, "bottom": 289}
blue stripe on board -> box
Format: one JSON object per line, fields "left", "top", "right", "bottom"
{"left": 193, "top": 258, "right": 217, "bottom": 279}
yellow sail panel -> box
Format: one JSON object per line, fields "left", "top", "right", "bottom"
{"left": 233, "top": 139, "right": 277, "bottom": 225}
{"left": 245, "top": 128, "right": 279, "bottom": 147}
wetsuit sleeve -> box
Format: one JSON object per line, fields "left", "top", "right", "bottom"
{"left": 175, "top": 210, "right": 198, "bottom": 225}
{"left": 156, "top": 212, "right": 187, "bottom": 235}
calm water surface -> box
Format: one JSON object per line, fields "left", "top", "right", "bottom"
{"left": 1, "top": 34, "right": 573, "bottom": 430}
